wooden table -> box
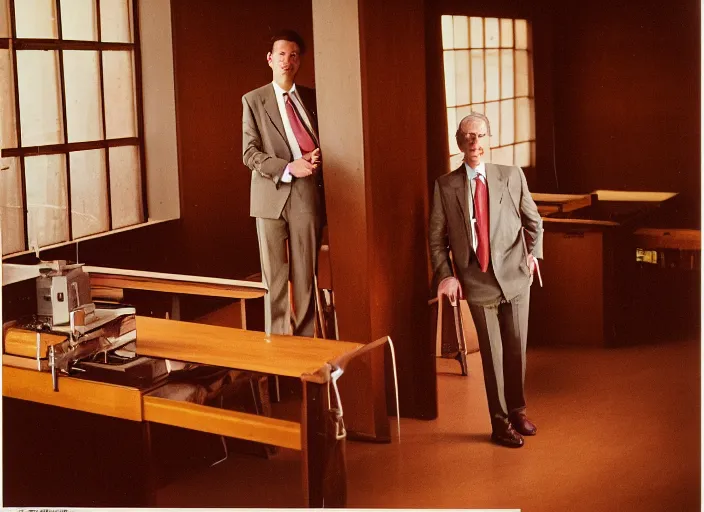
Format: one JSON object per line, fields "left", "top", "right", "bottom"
{"left": 3, "top": 316, "right": 368, "bottom": 508}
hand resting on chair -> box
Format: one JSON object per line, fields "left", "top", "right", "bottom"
{"left": 437, "top": 276, "right": 463, "bottom": 307}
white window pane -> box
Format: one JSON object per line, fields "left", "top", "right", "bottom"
{"left": 25, "top": 154, "right": 69, "bottom": 248}
{"left": 70, "top": 149, "right": 108, "bottom": 238}
{"left": 443, "top": 51, "right": 456, "bottom": 107}
{"left": 515, "top": 50, "right": 530, "bottom": 97}
{"left": 100, "top": 0, "right": 132, "bottom": 43}
{"left": 484, "top": 101, "right": 500, "bottom": 149}
{"left": 456, "top": 105, "right": 472, "bottom": 123}
{"left": 17, "top": 50, "right": 64, "bottom": 146}
{"left": 0, "top": 48, "right": 18, "bottom": 149}
{"left": 484, "top": 18, "right": 499, "bottom": 48}
{"left": 1, "top": 157, "right": 25, "bottom": 254}
{"left": 441, "top": 15, "right": 454, "bottom": 50}
{"left": 470, "top": 50, "right": 484, "bottom": 103}
{"left": 0, "top": 0, "right": 10, "bottom": 37}
{"left": 500, "top": 19, "right": 513, "bottom": 48}
{"left": 64, "top": 51, "right": 103, "bottom": 142}
{"left": 449, "top": 153, "right": 464, "bottom": 171}
{"left": 15, "top": 0, "right": 58, "bottom": 39}
{"left": 514, "top": 142, "right": 530, "bottom": 168}
{"left": 516, "top": 97, "right": 532, "bottom": 142}
{"left": 500, "top": 99, "right": 515, "bottom": 146}
{"left": 501, "top": 50, "right": 514, "bottom": 99}
{"left": 109, "top": 145, "right": 142, "bottom": 228}
{"left": 447, "top": 107, "right": 458, "bottom": 155}
{"left": 60, "top": 0, "right": 98, "bottom": 41}
{"left": 453, "top": 16, "right": 468, "bottom": 49}
{"left": 454, "top": 50, "right": 470, "bottom": 106}
{"left": 490, "top": 145, "right": 513, "bottom": 166}
{"left": 468, "top": 103, "right": 484, "bottom": 115}
{"left": 515, "top": 19, "right": 528, "bottom": 50}
{"left": 469, "top": 17, "right": 483, "bottom": 49}
{"left": 103, "top": 50, "right": 136, "bottom": 138}
{"left": 485, "top": 50, "right": 499, "bottom": 102}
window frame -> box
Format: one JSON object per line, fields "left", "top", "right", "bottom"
{"left": 1, "top": 0, "right": 148, "bottom": 254}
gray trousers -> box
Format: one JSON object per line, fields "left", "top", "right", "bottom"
{"left": 468, "top": 285, "right": 530, "bottom": 429}
{"left": 256, "top": 197, "right": 319, "bottom": 337}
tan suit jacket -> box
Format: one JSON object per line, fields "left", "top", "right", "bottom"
{"left": 429, "top": 163, "right": 543, "bottom": 305}
{"left": 242, "top": 83, "right": 323, "bottom": 219}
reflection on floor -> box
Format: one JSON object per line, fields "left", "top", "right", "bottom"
{"left": 157, "top": 337, "right": 700, "bottom": 511}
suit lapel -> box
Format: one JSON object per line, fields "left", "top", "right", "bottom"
{"left": 486, "top": 162, "right": 506, "bottom": 240}
{"left": 260, "top": 85, "right": 289, "bottom": 149}
{"left": 450, "top": 165, "right": 472, "bottom": 243}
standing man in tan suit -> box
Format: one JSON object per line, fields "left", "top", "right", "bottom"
{"left": 242, "top": 30, "right": 323, "bottom": 336}
{"left": 429, "top": 112, "right": 543, "bottom": 448}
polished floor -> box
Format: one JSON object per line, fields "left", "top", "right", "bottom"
{"left": 157, "top": 337, "right": 701, "bottom": 510}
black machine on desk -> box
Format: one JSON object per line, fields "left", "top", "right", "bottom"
{"left": 3, "top": 260, "right": 168, "bottom": 390}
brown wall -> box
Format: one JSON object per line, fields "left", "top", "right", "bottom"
{"left": 169, "top": 0, "right": 316, "bottom": 279}
{"left": 551, "top": 0, "right": 700, "bottom": 226}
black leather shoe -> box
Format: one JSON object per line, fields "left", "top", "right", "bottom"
{"left": 509, "top": 412, "right": 537, "bottom": 436}
{"left": 491, "top": 423, "right": 524, "bottom": 448}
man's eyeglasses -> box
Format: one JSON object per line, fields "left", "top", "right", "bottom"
{"left": 461, "top": 132, "right": 487, "bottom": 140}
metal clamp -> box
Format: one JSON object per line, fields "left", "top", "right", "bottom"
{"left": 329, "top": 366, "right": 346, "bottom": 440}
{"left": 49, "top": 345, "right": 58, "bottom": 392}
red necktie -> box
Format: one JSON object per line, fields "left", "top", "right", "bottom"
{"left": 474, "top": 175, "right": 490, "bottom": 272}
{"left": 283, "top": 92, "right": 316, "bottom": 153}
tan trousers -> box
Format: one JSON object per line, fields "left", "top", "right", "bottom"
{"left": 256, "top": 197, "right": 319, "bottom": 337}
{"left": 468, "top": 285, "right": 530, "bottom": 429}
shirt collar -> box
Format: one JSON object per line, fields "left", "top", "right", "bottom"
{"left": 464, "top": 161, "right": 486, "bottom": 180}
{"left": 272, "top": 81, "right": 297, "bottom": 99}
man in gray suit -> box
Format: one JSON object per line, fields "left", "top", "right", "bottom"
{"left": 429, "top": 112, "right": 543, "bottom": 448}
{"left": 242, "top": 30, "right": 323, "bottom": 337}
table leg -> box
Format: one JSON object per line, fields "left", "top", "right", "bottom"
{"left": 142, "top": 421, "right": 158, "bottom": 507}
{"left": 240, "top": 298, "right": 247, "bottom": 330}
{"left": 170, "top": 295, "right": 181, "bottom": 320}
{"left": 301, "top": 381, "right": 347, "bottom": 508}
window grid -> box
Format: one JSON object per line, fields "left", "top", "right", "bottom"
{"left": 441, "top": 15, "right": 535, "bottom": 172}
{"left": 0, "top": 0, "right": 146, "bottom": 256}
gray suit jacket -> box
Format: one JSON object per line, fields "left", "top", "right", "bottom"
{"left": 242, "top": 83, "right": 323, "bottom": 219}
{"left": 429, "top": 163, "right": 543, "bottom": 305}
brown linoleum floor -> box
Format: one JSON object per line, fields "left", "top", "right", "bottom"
{"left": 156, "top": 337, "right": 701, "bottom": 510}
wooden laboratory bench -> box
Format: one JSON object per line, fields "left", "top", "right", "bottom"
{"left": 3, "top": 316, "right": 375, "bottom": 508}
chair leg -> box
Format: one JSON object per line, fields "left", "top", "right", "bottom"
{"left": 314, "top": 275, "right": 327, "bottom": 339}
{"left": 453, "top": 304, "right": 469, "bottom": 377}
{"left": 210, "top": 395, "right": 229, "bottom": 466}
{"left": 249, "top": 378, "right": 260, "bottom": 415}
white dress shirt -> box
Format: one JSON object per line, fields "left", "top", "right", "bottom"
{"left": 465, "top": 161, "right": 486, "bottom": 253}
{"left": 272, "top": 81, "right": 314, "bottom": 183}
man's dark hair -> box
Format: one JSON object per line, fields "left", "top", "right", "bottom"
{"left": 270, "top": 29, "right": 306, "bottom": 55}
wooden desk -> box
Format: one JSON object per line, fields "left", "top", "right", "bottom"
{"left": 135, "top": 316, "right": 362, "bottom": 380}
{"left": 3, "top": 318, "right": 370, "bottom": 508}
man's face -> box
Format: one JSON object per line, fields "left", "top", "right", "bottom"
{"left": 267, "top": 40, "right": 301, "bottom": 82}
{"left": 460, "top": 118, "right": 489, "bottom": 166}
